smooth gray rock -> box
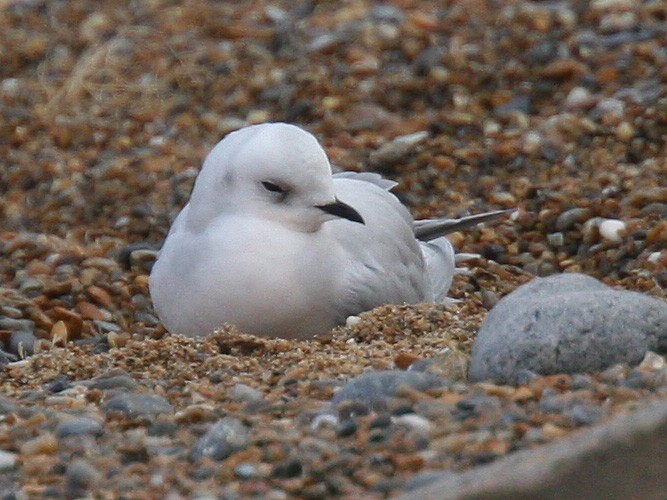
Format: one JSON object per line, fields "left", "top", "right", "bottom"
{"left": 191, "top": 417, "right": 249, "bottom": 461}
{"left": 0, "top": 396, "right": 16, "bottom": 415}
{"left": 469, "top": 273, "right": 667, "bottom": 383}
{"left": 56, "top": 417, "right": 104, "bottom": 438}
{"left": 65, "top": 458, "right": 101, "bottom": 495}
{"left": 102, "top": 393, "right": 173, "bottom": 418}
{"left": 398, "top": 400, "right": 667, "bottom": 500}
{"left": 332, "top": 370, "right": 447, "bottom": 405}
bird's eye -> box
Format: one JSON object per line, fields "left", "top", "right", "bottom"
{"left": 261, "top": 181, "right": 285, "bottom": 193}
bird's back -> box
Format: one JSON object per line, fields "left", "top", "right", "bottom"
{"left": 328, "top": 175, "right": 434, "bottom": 319}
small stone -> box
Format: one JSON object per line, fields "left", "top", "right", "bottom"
{"left": 599, "top": 219, "right": 626, "bottom": 243}
{"left": 229, "top": 383, "right": 264, "bottom": 403}
{"left": 0, "top": 451, "right": 17, "bottom": 471}
{"left": 103, "top": 393, "right": 173, "bottom": 418}
{"left": 89, "top": 373, "right": 138, "bottom": 390}
{"left": 547, "top": 232, "right": 564, "bottom": 247}
{"left": 409, "top": 348, "right": 469, "bottom": 381}
{"left": 336, "top": 419, "right": 358, "bottom": 437}
{"left": 639, "top": 352, "right": 666, "bottom": 371}
{"left": 272, "top": 458, "right": 303, "bottom": 479}
{"left": 565, "top": 86, "right": 592, "bottom": 108}
{"left": 555, "top": 208, "right": 592, "bottom": 231}
{"left": 393, "top": 414, "right": 432, "bottom": 435}
{"left": 369, "top": 131, "right": 428, "bottom": 166}
{"left": 56, "top": 417, "right": 104, "bottom": 438}
{"left": 191, "top": 417, "right": 249, "bottom": 461}
{"left": 0, "top": 396, "right": 17, "bottom": 414}
{"left": 46, "top": 375, "right": 71, "bottom": 393}
{"left": 614, "top": 121, "right": 635, "bottom": 142}
{"left": 345, "top": 315, "right": 362, "bottom": 327}
{"left": 332, "top": 370, "right": 447, "bottom": 405}
{"left": 66, "top": 458, "right": 101, "bottom": 493}
{"left": 235, "top": 463, "right": 260, "bottom": 479}
{"left": 21, "top": 433, "right": 58, "bottom": 456}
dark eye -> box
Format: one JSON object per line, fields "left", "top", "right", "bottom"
{"left": 261, "top": 181, "right": 285, "bottom": 193}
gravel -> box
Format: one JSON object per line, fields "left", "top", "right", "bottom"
{"left": 0, "top": 0, "right": 665, "bottom": 497}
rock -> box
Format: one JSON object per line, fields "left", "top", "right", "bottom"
{"left": 0, "top": 450, "right": 17, "bottom": 471}
{"left": 88, "top": 374, "right": 138, "bottom": 390}
{"left": 369, "top": 131, "right": 428, "bottom": 167}
{"left": 229, "top": 383, "right": 264, "bottom": 403}
{"left": 555, "top": 208, "right": 592, "bottom": 231}
{"left": 102, "top": 393, "right": 173, "bottom": 418}
{"left": 409, "top": 348, "right": 469, "bottom": 381}
{"left": 332, "top": 370, "right": 447, "bottom": 405}
{"left": 56, "top": 417, "right": 104, "bottom": 438}
{"left": 0, "top": 395, "right": 17, "bottom": 415}
{"left": 191, "top": 417, "right": 249, "bottom": 461}
{"left": 66, "top": 458, "right": 102, "bottom": 494}
{"left": 46, "top": 374, "right": 71, "bottom": 393}
{"left": 398, "top": 401, "right": 667, "bottom": 500}
{"left": 469, "top": 273, "right": 667, "bottom": 383}
{"left": 598, "top": 219, "right": 626, "bottom": 243}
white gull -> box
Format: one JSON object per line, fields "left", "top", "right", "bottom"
{"left": 149, "top": 122, "right": 511, "bottom": 338}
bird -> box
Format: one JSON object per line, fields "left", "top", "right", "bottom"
{"left": 149, "top": 122, "right": 512, "bottom": 339}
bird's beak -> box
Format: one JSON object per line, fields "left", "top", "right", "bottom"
{"left": 317, "top": 198, "right": 365, "bottom": 224}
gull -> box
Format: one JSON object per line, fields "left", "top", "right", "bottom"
{"left": 149, "top": 122, "right": 511, "bottom": 339}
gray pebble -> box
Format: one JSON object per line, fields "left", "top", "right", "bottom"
{"left": 332, "top": 370, "right": 447, "bottom": 405}
{"left": 66, "top": 458, "right": 101, "bottom": 492}
{"left": 565, "top": 404, "right": 607, "bottom": 426}
{"left": 192, "top": 417, "right": 249, "bottom": 461}
{"left": 9, "top": 330, "right": 36, "bottom": 357}
{"left": 93, "top": 320, "right": 122, "bottom": 333}
{"left": 56, "top": 417, "right": 104, "bottom": 438}
{"left": 88, "top": 374, "right": 138, "bottom": 390}
{"left": 102, "top": 393, "right": 173, "bottom": 418}
{"left": 0, "top": 317, "right": 34, "bottom": 332}
{"left": 229, "top": 383, "right": 264, "bottom": 403}
{"left": 0, "top": 450, "right": 17, "bottom": 471}
{"left": 235, "top": 463, "right": 260, "bottom": 479}
{"left": 469, "top": 273, "right": 667, "bottom": 383}
{"left": 402, "top": 470, "right": 453, "bottom": 492}
{"left": 0, "top": 395, "right": 17, "bottom": 415}
{"left": 555, "top": 208, "right": 593, "bottom": 231}
{"left": 454, "top": 396, "right": 502, "bottom": 421}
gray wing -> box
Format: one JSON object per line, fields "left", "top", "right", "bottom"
{"left": 329, "top": 177, "right": 431, "bottom": 319}
{"left": 413, "top": 209, "right": 516, "bottom": 241}
{"left": 333, "top": 171, "right": 398, "bottom": 191}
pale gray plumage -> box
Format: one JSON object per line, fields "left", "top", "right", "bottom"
{"left": 149, "top": 122, "right": 511, "bottom": 339}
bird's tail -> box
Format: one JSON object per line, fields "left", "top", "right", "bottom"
{"left": 416, "top": 209, "right": 515, "bottom": 302}
{"left": 413, "top": 209, "right": 516, "bottom": 242}
{"left": 420, "top": 238, "right": 456, "bottom": 303}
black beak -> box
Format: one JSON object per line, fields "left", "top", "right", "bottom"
{"left": 317, "top": 198, "right": 365, "bottom": 224}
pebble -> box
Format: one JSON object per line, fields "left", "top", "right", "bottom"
{"left": 470, "top": 274, "right": 667, "bottom": 383}
{"left": 1, "top": 0, "right": 666, "bottom": 497}
{"left": 102, "top": 393, "right": 173, "bottom": 418}
{"left": 229, "top": 383, "right": 264, "bottom": 403}
{"left": 332, "top": 371, "right": 447, "bottom": 405}
{"left": 191, "top": 417, "right": 249, "bottom": 461}
{"left": 88, "top": 374, "right": 139, "bottom": 390}
{"left": 369, "top": 131, "right": 428, "bottom": 166}
{"left": 409, "top": 348, "right": 469, "bottom": 381}
{"left": 55, "top": 417, "right": 104, "bottom": 438}
{"left": 66, "top": 458, "right": 102, "bottom": 493}
{"left": 0, "top": 395, "right": 17, "bottom": 414}
{"left": 555, "top": 208, "right": 592, "bottom": 231}
{"left": 0, "top": 450, "right": 18, "bottom": 471}
{"left": 599, "top": 219, "right": 626, "bottom": 243}
{"left": 393, "top": 414, "right": 433, "bottom": 435}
